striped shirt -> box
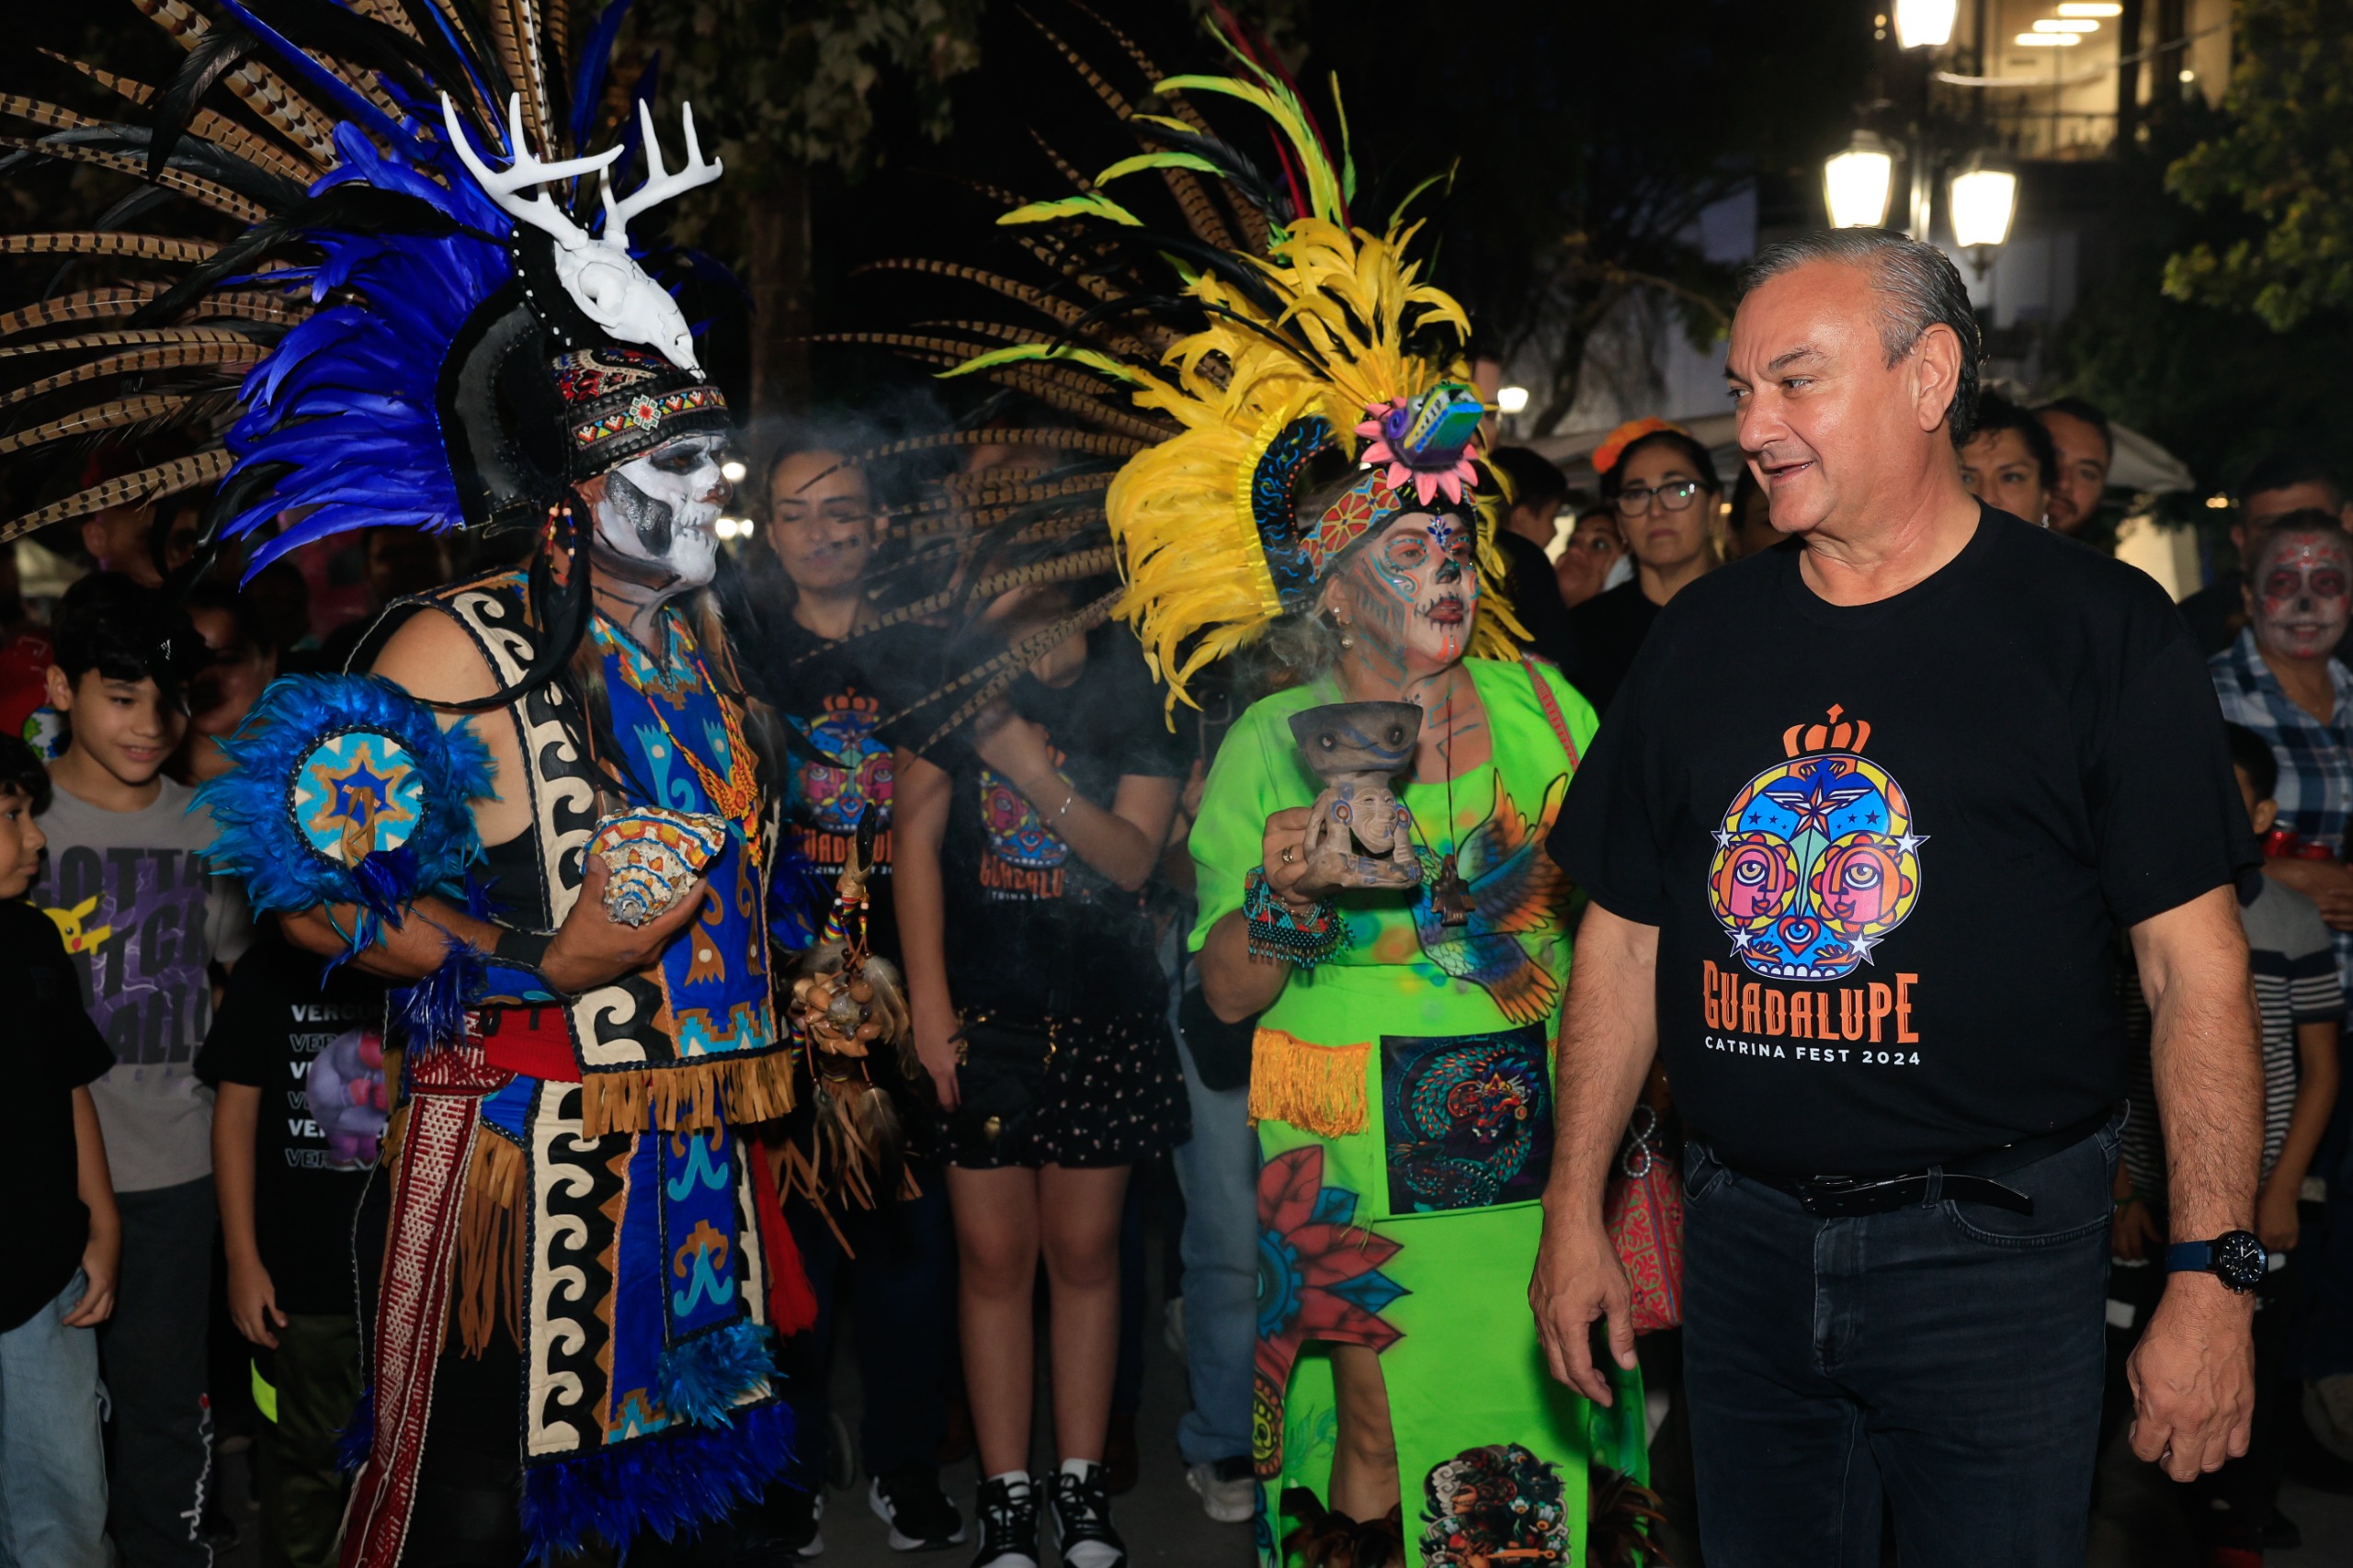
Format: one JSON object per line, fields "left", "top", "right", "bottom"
{"left": 2211, "top": 631, "right": 2353, "bottom": 995}
{"left": 2120, "top": 880, "right": 2343, "bottom": 1200}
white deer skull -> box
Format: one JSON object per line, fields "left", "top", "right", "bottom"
{"left": 442, "top": 94, "right": 723, "bottom": 372}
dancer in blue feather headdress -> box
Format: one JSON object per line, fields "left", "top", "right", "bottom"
{"left": 0, "top": 5, "right": 814, "bottom": 1563}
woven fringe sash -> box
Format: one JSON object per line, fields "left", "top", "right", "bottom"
{"left": 1247, "top": 1028, "right": 1371, "bottom": 1138}
{"left": 578, "top": 1050, "right": 796, "bottom": 1140}
{"left": 455, "top": 1132, "right": 525, "bottom": 1355}
{"left": 337, "top": 1047, "right": 506, "bottom": 1568}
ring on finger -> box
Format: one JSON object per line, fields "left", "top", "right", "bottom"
{"left": 1280, "top": 845, "right": 1298, "bottom": 864}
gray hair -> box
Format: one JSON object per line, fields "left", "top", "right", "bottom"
{"left": 1736, "top": 230, "right": 1984, "bottom": 447}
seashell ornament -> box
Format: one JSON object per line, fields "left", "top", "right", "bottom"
{"left": 589, "top": 807, "right": 730, "bottom": 926}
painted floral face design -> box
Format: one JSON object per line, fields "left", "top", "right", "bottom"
{"left": 2250, "top": 528, "right": 2352, "bottom": 664}
{"left": 1343, "top": 511, "right": 1480, "bottom": 672}
{"left": 589, "top": 432, "right": 732, "bottom": 588}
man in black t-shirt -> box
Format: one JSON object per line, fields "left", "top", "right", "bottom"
{"left": 1532, "top": 231, "right": 2265, "bottom": 1567}
{"left": 199, "top": 930, "right": 387, "bottom": 1568}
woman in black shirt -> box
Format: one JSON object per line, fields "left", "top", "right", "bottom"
{"left": 894, "top": 582, "right": 1188, "bottom": 1565}
{"left": 1566, "top": 424, "right": 1725, "bottom": 712}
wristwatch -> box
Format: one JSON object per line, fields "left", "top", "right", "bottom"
{"left": 2164, "top": 1231, "right": 2268, "bottom": 1293}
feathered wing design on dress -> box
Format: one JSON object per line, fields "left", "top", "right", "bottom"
{"left": 1410, "top": 771, "right": 1571, "bottom": 1025}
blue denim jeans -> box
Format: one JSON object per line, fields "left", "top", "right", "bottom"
{"left": 779, "top": 1169, "right": 955, "bottom": 1488}
{"left": 0, "top": 1271, "right": 110, "bottom": 1568}
{"left": 1680, "top": 1114, "right": 2120, "bottom": 1568}
{"left": 1168, "top": 1006, "right": 1257, "bottom": 1467}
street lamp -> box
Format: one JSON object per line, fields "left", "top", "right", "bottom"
{"left": 1893, "top": 0, "right": 1957, "bottom": 49}
{"left": 1824, "top": 132, "right": 1896, "bottom": 230}
{"left": 1495, "top": 385, "right": 1529, "bottom": 415}
{"left": 1949, "top": 154, "right": 2018, "bottom": 277}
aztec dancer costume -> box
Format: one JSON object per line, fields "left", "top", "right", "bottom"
{"left": 833, "top": 17, "right": 1654, "bottom": 1565}
{"left": 1, "top": 5, "right": 807, "bottom": 1562}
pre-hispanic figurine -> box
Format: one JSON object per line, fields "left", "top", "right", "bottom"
{"left": 1288, "top": 701, "right": 1424, "bottom": 890}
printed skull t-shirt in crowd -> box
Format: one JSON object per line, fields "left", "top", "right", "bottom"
{"left": 768, "top": 616, "right": 905, "bottom": 955}
{"left": 197, "top": 929, "right": 387, "bottom": 1315}
{"left": 929, "top": 623, "right": 1189, "bottom": 1025}
{"left": 1551, "top": 507, "right": 2256, "bottom": 1176}
{"left": 31, "top": 775, "right": 253, "bottom": 1191}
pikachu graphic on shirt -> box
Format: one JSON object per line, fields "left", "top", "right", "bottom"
{"left": 41, "top": 894, "right": 112, "bottom": 955}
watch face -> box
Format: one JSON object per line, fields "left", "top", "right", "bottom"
{"left": 2214, "top": 1230, "right": 2268, "bottom": 1291}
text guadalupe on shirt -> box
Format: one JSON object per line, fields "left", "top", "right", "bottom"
{"left": 1699, "top": 960, "right": 1924, "bottom": 1066}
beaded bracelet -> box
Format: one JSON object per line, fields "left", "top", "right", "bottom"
{"left": 1244, "top": 866, "right": 1348, "bottom": 970}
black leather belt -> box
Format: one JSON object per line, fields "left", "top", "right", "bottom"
{"left": 1727, "top": 1107, "right": 2116, "bottom": 1220}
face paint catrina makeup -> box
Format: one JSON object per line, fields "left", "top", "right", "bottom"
{"left": 1346, "top": 511, "right": 1480, "bottom": 673}
{"left": 2250, "top": 528, "right": 2353, "bottom": 664}
{"left": 589, "top": 432, "right": 731, "bottom": 588}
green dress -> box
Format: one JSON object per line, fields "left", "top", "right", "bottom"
{"left": 1188, "top": 657, "right": 1645, "bottom": 1568}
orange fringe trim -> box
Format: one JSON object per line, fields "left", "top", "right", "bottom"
{"left": 579, "top": 1050, "right": 799, "bottom": 1139}
{"left": 453, "top": 1131, "right": 524, "bottom": 1357}
{"left": 1247, "top": 1028, "right": 1371, "bottom": 1138}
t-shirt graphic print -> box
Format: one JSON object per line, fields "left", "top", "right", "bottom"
{"left": 1703, "top": 706, "right": 1927, "bottom": 1068}
{"left": 978, "top": 750, "right": 1073, "bottom": 901}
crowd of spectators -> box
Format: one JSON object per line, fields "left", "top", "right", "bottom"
{"left": 3, "top": 367, "right": 2352, "bottom": 1568}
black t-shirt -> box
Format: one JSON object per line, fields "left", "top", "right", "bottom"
{"left": 766, "top": 615, "right": 907, "bottom": 957}
{"left": 0, "top": 901, "right": 116, "bottom": 1332}
{"left": 1552, "top": 508, "right": 2255, "bottom": 1175}
{"left": 1493, "top": 529, "right": 1579, "bottom": 676}
{"left": 1563, "top": 577, "right": 1661, "bottom": 715}
{"left": 196, "top": 931, "right": 387, "bottom": 1316}
{"left": 931, "top": 624, "right": 1188, "bottom": 1024}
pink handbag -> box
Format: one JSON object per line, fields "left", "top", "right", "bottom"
{"left": 1603, "top": 1105, "right": 1686, "bottom": 1334}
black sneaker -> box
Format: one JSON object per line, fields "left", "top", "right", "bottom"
{"left": 751, "top": 1484, "right": 823, "bottom": 1560}
{"left": 970, "top": 1474, "right": 1040, "bottom": 1568}
{"left": 1048, "top": 1462, "right": 1129, "bottom": 1568}
{"left": 870, "top": 1466, "right": 966, "bottom": 1551}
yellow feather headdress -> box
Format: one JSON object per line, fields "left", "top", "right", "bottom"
{"left": 940, "top": 45, "right": 1524, "bottom": 709}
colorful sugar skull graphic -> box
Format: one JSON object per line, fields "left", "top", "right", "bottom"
{"left": 980, "top": 765, "right": 1069, "bottom": 872}
{"left": 791, "top": 690, "right": 892, "bottom": 835}
{"left": 1707, "top": 706, "right": 1924, "bottom": 982}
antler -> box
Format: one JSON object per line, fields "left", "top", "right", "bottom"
{"left": 599, "top": 101, "right": 723, "bottom": 250}
{"left": 440, "top": 93, "right": 624, "bottom": 245}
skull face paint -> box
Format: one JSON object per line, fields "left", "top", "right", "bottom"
{"left": 1339, "top": 511, "right": 1480, "bottom": 673}
{"left": 588, "top": 432, "right": 730, "bottom": 588}
{"left": 2249, "top": 527, "right": 2352, "bottom": 664}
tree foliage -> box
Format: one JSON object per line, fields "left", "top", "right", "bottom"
{"left": 640, "top": 0, "right": 981, "bottom": 181}
{"left": 1302, "top": 0, "right": 1870, "bottom": 434}
{"left": 2164, "top": 0, "right": 2353, "bottom": 330}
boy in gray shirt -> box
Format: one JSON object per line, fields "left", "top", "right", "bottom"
{"left": 32, "top": 574, "right": 248, "bottom": 1568}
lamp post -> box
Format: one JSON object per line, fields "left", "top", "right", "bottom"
{"left": 1824, "top": 131, "right": 1897, "bottom": 230}
{"left": 1948, "top": 153, "right": 2018, "bottom": 277}
{"left": 1893, "top": 0, "right": 1957, "bottom": 50}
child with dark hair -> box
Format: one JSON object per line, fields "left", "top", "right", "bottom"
{"left": 199, "top": 926, "right": 384, "bottom": 1568}
{"left": 0, "top": 731, "right": 120, "bottom": 1567}
{"left": 32, "top": 573, "right": 251, "bottom": 1568}
{"left": 2110, "top": 722, "right": 2340, "bottom": 1563}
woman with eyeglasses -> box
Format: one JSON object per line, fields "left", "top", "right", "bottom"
{"left": 1565, "top": 424, "right": 1725, "bottom": 713}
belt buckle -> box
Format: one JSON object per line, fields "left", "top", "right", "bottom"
{"left": 1802, "top": 1174, "right": 1911, "bottom": 1217}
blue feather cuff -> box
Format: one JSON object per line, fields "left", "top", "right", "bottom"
{"left": 195, "top": 675, "right": 495, "bottom": 965}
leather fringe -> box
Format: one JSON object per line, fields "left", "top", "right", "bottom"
{"left": 453, "top": 1131, "right": 524, "bottom": 1357}
{"left": 1248, "top": 1028, "right": 1371, "bottom": 1138}
{"left": 578, "top": 1050, "right": 798, "bottom": 1139}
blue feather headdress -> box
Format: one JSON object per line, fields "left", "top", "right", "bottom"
{"left": 0, "top": 0, "right": 734, "bottom": 578}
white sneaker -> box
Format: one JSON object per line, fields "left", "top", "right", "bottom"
{"left": 1186, "top": 1459, "right": 1256, "bottom": 1525}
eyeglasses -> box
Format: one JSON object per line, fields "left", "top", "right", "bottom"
{"left": 1614, "top": 481, "right": 1704, "bottom": 517}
